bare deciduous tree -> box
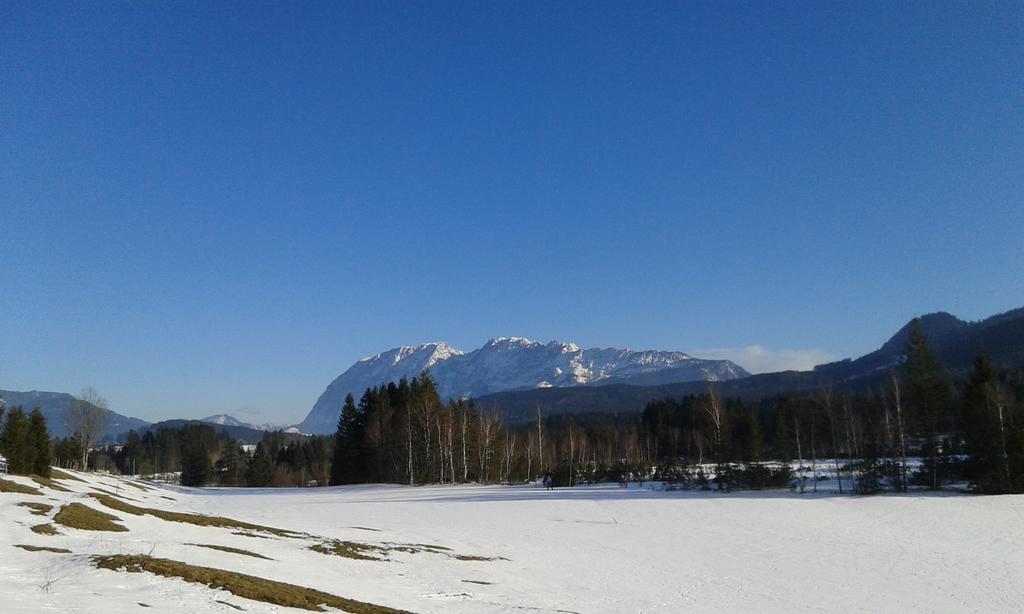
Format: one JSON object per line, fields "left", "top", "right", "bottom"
{"left": 68, "top": 387, "right": 108, "bottom": 470}
{"left": 701, "top": 384, "right": 724, "bottom": 464}
{"left": 820, "top": 386, "right": 845, "bottom": 494}
{"left": 535, "top": 406, "right": 544, "bottom": 474}
{"left": 889, "top": 372, "right": 909, "bottom": 492}
{"left": 986, "top": 380, "right": 1014, "bottom": 492}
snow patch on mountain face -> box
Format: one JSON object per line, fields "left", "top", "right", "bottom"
{"left": 298, "top": 338, "right": 751, "bottom": 434}
{"left": 200, "top": 415, "right": 281, "bottom": 431}
{"left": 362, "top": 342, "right": 463, "bottom": 368}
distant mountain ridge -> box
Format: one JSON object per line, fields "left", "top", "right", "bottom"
{"left": 7, "top": 307, "right": 1020, "bottom": 436}
{"left": 475, "top": 308, "right": 1024, "bottom": 422}
{"left": 200, "top": 414, "right": 285, "bottom": 432}
{"left": 0, "top": 389, "right": 149, "bottom": 441}
{"left": 297, "top": 337, "right": 750, "bottom": 434}
{"left": 144, "top": 419, "right": 285, "bottom": 443}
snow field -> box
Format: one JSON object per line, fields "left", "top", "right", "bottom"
{"left": 3, "top": 471, "right": 1023, "bottom": 613}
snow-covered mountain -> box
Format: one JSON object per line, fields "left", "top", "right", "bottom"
{"left": 297, "top": 338, "right": 749, "bottom": 434}
{"left": 200, "top": 414, "right": 283, "bottom": 432}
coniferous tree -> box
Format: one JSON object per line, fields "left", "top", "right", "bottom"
{"left": 902, "top": 319, "right": 951, "bottom": 489}
{"left": 28, "top": 409, "right": 51, "bottom": 477}
{"left": 962, "top": 352, "right": 1022, "bottom": 493}
{"left": 0, "top": 407, "right": 33, "bottom": 474}
{"left": 330, "top": 393, "right": 362, "bottom": 485}
{"left": 245, "top": 442, "right": 275, "bottom": 487}
{"left": 53, "top": 436, "right": 83, "bottom": 470}
{"left": 215, "top": 445, "right": 245, "bottom": 486}
{"left": 180, "top": 426, "right": 213, "bottom": 487}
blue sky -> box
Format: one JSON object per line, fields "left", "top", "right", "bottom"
{"left": 2, "top": 2, "right": 1021, "bottom": 425}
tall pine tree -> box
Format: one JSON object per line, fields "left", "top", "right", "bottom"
{"left": 245, "top": 442, "right": 275, "bottom": 487}
{"left": 902, "top": 319, "right": 951, "bottom": 489}
{"left": 962, "top": 352, "right": 1022, "bottom": 493}
{"left": 0, "top": 408, "right": 32, "bottom": 474}
{"left": 329, "top": 393, "right": 363, "bottom": 485}
{"left": 28, "top": 409, "right": 51, "bottom": 477}
{"left": 180, "top": 426, "right": 213, "bottom": 487}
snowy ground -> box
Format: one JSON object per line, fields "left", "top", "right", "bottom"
{"left": 3, "top": 470, "right": 1023, "bottom": 613}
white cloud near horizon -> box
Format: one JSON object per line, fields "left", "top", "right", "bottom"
{"left": 692, "top": 346, "right": 837, "bottom": 374}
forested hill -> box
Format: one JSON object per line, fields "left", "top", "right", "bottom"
{"left": 141, "top": 419, "right": 278, "bottom": 444}
{"left": 0, "top": 389, "right": 148, "bottom": 441}
{"left": 478, "top": 308, "right": 1024, "bottom": 423}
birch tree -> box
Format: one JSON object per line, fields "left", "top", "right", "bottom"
{"left": 68, "top": 387, "right": 108, "bottom": 470}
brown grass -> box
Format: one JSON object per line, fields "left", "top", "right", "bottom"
{"left": 124, "top": 481, "right": 153, "bottom": 492}
{"left": 31, "top": 475, "right": 72, "bottom": 492}
{"left": 90, "top": 494, "right": 302, "bottom": 537}
{"left": 310, "top": 539, "right": 491, "bottom": 562}
{"left": 14, "top": 544, "right": 71, "bottom": 553}
{"left": 18, "top": 501, "right": 54, "bottom": 516}
{"left": 91, "top": 487, "right": 141, "bottom": 501}
{"left": 54, "top": 503, "right": 128, "bottom": 532}
{"left": 31, "top": 523, "right": 61, "bottom": 535}
{"left": 49, "top": 469, "right": 86, "bottom": 482}
{"left": 0, "top": 479, "right": 43, "bottom": 495}
{"left": 93, "top": 555, "right": 411, "bottom": 613}
{"left": 186, "top": 543, "right": 272, "bottom": 560}
{"left": 309, "top": 541, "right": 387, "bottom": 561}
{"left": 232, "top": 531, "right": 272, "bottom": 539}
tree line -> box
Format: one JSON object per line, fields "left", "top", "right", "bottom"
{"left": 95, "top": 425, "right": 331, "bottom": 488}
{"left": 324, "top": 319, "right": 1023, "bottom": 494}
{"left": 0, "top": 406, "right": 52, "bottom": 477}
{"left": 3, "top": 319, "right": 1020, "bottom": 494}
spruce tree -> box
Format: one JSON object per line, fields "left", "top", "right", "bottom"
{"left": 0, "top": 407, "right": 32, "bottom": 474}
{"left": 180, "top": 427, "right": 212, "bottom": 487}
{"left": 180, "top": 447, "right": 211, "bottom": 486}
{"left": 962, "top": 352, "right": 1022, "bottom": 493}
{"left": 330, "top": 393, "right": 362, "bottom": 485}
{"left": 902, "top": 319, "right": 951, "bottom": 489}
{"left": 245, "top": 442, "right": 275, "bottom": 487}
{"left": 28, "top": 409, "right": 51, "bottom": 477}
{"left": 215, "top": 445, "right": 245, "bottom": 486}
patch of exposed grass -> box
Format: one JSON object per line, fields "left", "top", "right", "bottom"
{"left": 14, "top": 544, "right": 71, "bottom": 553}
{"left": 90, "top": 494, "right": 302, "bottom": 537}
{"left": 49, "top": 469, "right": 86, "bottom": 482}
{"left": 309, "top": 541, "right": 387, "bottom": 561}
{"left": 18, "top": 501, "right": 54, "bottom": 516}
{"left": 160, "top": 495, "right": 176, "bottom": 501}
{"left": 0, "top": 478, "right": 43, "bottom": 495}
{"left": 386, "top": 543, "right": 451, "bottom": 555}
{"left": 31, "top": 523, "right": 61, "bottom": 535}
{"left": 31, "top": 475, "right": 72, "bottom": 492}
{"left": 93, "top": 555, "right": 411, "bottom": 613}
{"left": 54, "top": 503, "right": 128, "bottom": 532}
{"left": 409, "top": 543, "right": 450, "bottom": 551}
{"left": 232, "top": 532, "right": 272, "bottom": 539}
{"left": 124, "top": 481, "right": 153, "bottom": 492}
{"left": 350, "top": 526, "right": 381, "bottom": 532}
{"left": 462, "top": 579, "right": 493, "bottom": 585}
{"left": 186, "top": 543, "right": 272, "bottom": 560}
{"left": 91, "top": 487, "right": 141, "bottom": 501}
{"left": 310, "top": 539, "right": 496, "bottom": 563}
{"left": 215, "top": 601, "right": 244, "bottom": 611}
